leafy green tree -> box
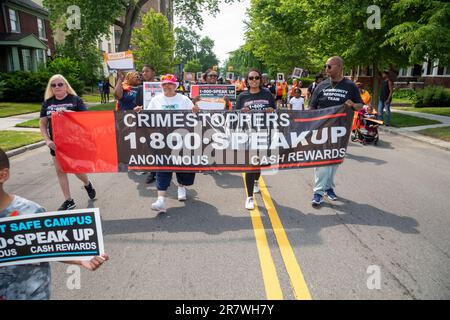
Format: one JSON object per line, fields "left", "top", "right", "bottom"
{"left": 132, "top": 9, "right": 175, "bottom": 74}
{"left": 224, "top": 46, "right": 266, "bottom": 78}
{"left": 198, "top": 37, "right": 219, "bottom": 71}
{"left": 45, "top": 0, "right": 238, "bottom": 52}
{"left": 245, "top": 0, "right": 314, "bottom": 76}
{"left": 184, "top": 59, "right": 202, "bottom": 73}
{"left": 174, "top": 26, "right": 199, "bottom": 64}
{"left": 386, "top": 0, "right": 450, "bottom": 66}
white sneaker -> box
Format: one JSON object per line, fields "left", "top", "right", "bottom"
{"left": 253, "top": 181, "right": 260, "bottom": 194}
{"left": 151, "top": 198, "right": 166, "bottom": 213}
{"left": 178, "top": 186, "right": 187, "bottom": 201}
{"left": 245, "top": 197, "right": 255, "bottom": 210}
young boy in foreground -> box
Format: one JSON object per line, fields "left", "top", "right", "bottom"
{"left": 0, "top": 148, "right": 109, "bottom": 300}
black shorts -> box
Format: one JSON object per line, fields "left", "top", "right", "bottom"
{"left": 276, "top": 95, "right": 282, "bottom": 101}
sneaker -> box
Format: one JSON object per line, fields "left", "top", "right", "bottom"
{"left": 311, "top": 193, "right": 324, "bottom": 206}
{"left": 245, "top": 197, "right": 255, "bottom": 210}
{"left": 253, "top": 181, "right": 260, "bottom": 194}
{"left": 84, "top": 181, "right": 96, "bottom": 200}
{"left": 146, "top": 173, "right": 156, "bottom": 184}
{"left": 325, "top": 189, "right": 338, "bottom": 201}
{"left": 59, "top": 199, "right": 76, "bottom": 211}
{"left": 151, "top": 198, "right": 166, "bottom": 213}
{"left": 178, "top": 186, "right": 187, "bottom": 201}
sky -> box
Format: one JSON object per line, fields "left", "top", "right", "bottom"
{"left": 175, "top": 0, "right": 251, "bottom": 65}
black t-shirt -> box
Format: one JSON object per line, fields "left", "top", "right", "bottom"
{"left": 40, "top": 94, "right": 87, "bottom": 138}
{"left": 380, "top": 79, "right": 391, "bottom": 101}
{"left": 309, "top": 78, "right": 362, "bottom": 109}
{"left": 235, "top": 88, "right": 276, "bottom": 110}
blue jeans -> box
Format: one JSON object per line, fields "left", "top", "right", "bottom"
{"left": 378, "top": 100, "right": 391, "bottom": 126}
{"left": 156, "top": 172, "right": 196, "bottom": 191}
{"left": 313, "top": 164, "right": 338, "bottom": 196}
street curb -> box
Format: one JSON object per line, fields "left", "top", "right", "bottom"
{"left": 5, "top": 141, "right": 46, "bottom": 158}
{"left": 379, "top": 126, "right": 450, "bottom": 152}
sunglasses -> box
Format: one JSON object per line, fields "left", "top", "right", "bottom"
{"left": 208, "top": 74, "right": 218, "bottom": 78}
{"left": 248, "top": 76, "right": 261, "bottom": 81}
{"left": 51, "top": 82, "right": 65, "bottom": 88}
{"left": 325, "top": 64, "right": 333, "bottom": 69}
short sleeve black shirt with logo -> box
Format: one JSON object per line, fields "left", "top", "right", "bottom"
{"left": 235, "top": 88, "right": 276, "bottom": 111}
{"left": 40, "top": 94, "right": 87, "bottom": 138}
{"left": 309, "top": 78, "right": 362, "bottom": 109}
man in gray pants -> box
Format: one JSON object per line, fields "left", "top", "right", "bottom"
{"left": 308, "top": 56, "right": 363, "bottom": 206}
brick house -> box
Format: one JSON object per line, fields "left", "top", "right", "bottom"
{"left": 0, "top": 0, "right": 55, "bottom": 72}
{"left": 351, "top": 60, "right": 450, "bottom": 91}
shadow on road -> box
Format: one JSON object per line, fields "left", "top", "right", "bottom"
{"left": 102, "top": 198, "right": 252, "bottom": 236}
{"left": 345, "top": 152, "right": 388, "bottom": 165}
{"left": 268, "top": 196, "right": 419, "bottom": 246}
{"left": 210, "top": 171, "right": 246, "bottom": 189}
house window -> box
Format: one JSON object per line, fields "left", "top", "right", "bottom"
{"left": 108, "top": 43, "right": 112, "bottom": 53}
{"left": 399, "top": 68, "right": 408, "bottom": 77}
{"left": 37, "top": 18, "right": 46, "bottom": 39}
{"left": 9, "top": 9, "right": 20, "bottom": 33}
{"left": 36, "top": 49, "right": 46, "bottom": 66}
{"left": 444, "top": 67, "right": 450, "bottom": 76}
{"left": 21, "top": 49, "right": 32, "bottom": 71}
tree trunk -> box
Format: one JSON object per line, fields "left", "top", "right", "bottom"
{"left": 117, "top": 0, "right": 149, "bottom": 52}
{"left": 372, "top": 63, "right": 380, "bottom": 108}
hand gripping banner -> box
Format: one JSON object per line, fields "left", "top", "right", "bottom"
{"left": 52, "top": 105, "right": 353, "bottom": 173}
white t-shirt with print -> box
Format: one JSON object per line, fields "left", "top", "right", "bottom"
{"left": 289, "top": 96, "right": 305, "bottom": 110}
{"left": 148, "top": 93, "right": 193, "bottom": 111}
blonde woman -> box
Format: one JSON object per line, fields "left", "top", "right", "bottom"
{"left": 39, "top": 74, "right": 96, "bottom": 211}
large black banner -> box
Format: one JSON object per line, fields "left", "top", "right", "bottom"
{"left": 114, "top": 105, "right": 353, "bottom": 172}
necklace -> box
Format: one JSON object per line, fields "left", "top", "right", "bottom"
{"left": 330, "top": 78, "right": 343, "bottom": 89}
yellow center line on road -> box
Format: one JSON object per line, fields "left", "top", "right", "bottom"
{"left": 259, "top": 177, "right": 312, "bottom": 300}
{"left": 242, "top": 174, "right": 283, "bottom": 300}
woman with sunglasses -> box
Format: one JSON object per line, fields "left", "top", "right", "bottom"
{"left": 193, "top": 69, "right": 232, "bottom": 110}
{"left": 114, "top": 71, "right": 141, "bottom": 111}
{"left": 39, "top": 74, "right": 97, "bottom": 211}
{"left": 235, "top": 69, "right": 276, "bottom": 210}
{"left": 148, "top": 74, "right": 200, "bottom": 213}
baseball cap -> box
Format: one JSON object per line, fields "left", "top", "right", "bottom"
{"left": 161, "top": 74, "right": 177, "bottom": 84}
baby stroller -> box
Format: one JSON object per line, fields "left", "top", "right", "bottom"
{"left": 351, "top": 106, "right": 382, "bottom": 145}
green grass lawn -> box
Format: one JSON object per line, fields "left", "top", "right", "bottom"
{"left": 391, "top": 97, "right": 414, "bottom": 105}
{"left": 0, "top": 102, "right": 41, "bottom": 118}
{"left": 393, "top": 107, "right": 450, "bottom": 117}
{"left": 15, "top": 118, "right": 40, "bottom": 128}
{"left": 0, "top": 130, "right": 43, "bottom": 151}
{"left": 417, "top": 126, "right": 450, "bottom": 141}
{"left": 390, "top": 113, "right": 441, "bottom": 128}
{"left": 14, "top": 102, "right": 116, "bottom": 128}
{"left": 82, "top": 93, "right": 103, "bottom": 103}
{"left": 88, "top": 102, "right": 115, "bottom": 111}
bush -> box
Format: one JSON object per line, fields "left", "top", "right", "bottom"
{"left": 0, "top": 57, "right": 84, "bottom": 102}
{"left": 393, "top": 88, "right": 417, "bottom": 101}
{"left": 415, "top": 86, "right": 450, "bottom": 108}
{"left": 0, "top": 80, "right": 5, "bottom": 100}
{"left": 297, "top": 77, "right": 315, "bottom": 88}
{"left": 0, "top": 71, "right": 49, "bottom": 102}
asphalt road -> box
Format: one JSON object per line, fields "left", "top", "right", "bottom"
{"left": 6, "top": 131, "right": 450, "bottom": 300}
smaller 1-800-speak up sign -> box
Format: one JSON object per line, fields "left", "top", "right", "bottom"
{"left": 0, "top": 208, "right": 104, "bottom": 267}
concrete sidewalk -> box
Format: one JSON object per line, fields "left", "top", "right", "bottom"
{"left": 378, "top": 109, "right": 450, "bottom": 151}
{"left": 0, "top": 101, "right": 105, "bottom": 132}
